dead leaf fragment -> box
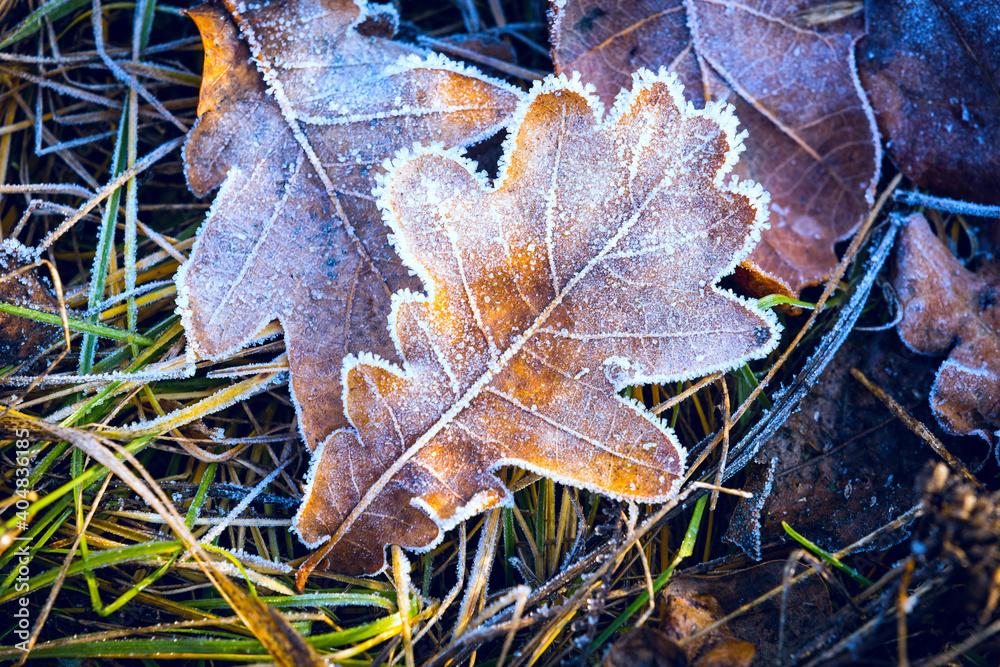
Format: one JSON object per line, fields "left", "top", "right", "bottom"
{"left": 602, "top": 627, "right": 689, "bottom": 667}
{"left": 0, "top": 240, "right": 58, "bottom": 366}
{"left": 550, "top": 0, "right": 881, "bottom": 294}
{"left": 550, "top": 0, "right": 703, "bottom": 109}
{"left": 666, "top": 561, "right": 832, "bottom": 663}
{"left": 178, "top": 0, "right": 521, "bottom": 451}
{"left": 293, "top": 71, "right": 780, "bottom": 577}
{"left": 661, "top": 594, "right": 755, "bottom": 667}
{"left": 857, "top": 0, "right": 1000, "bottom": 205}
{"left": 894, "top": 213, "right": 1000, "bottom": 446}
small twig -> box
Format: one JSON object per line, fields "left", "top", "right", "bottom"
{"left": 894, "top": 190, "right": 1000, "bottom": 218}
{"left": 710, "top": 377, "right": 731, "bottom": 511}
{"left": 391, "top": 546, "right": 415, "bottom": 667}
{"left": 850, "top": 367, "right": 982, "bottom": 489}
{"left": 651, "top": 371, "right": 722, "bottom": 415}
{"left": 834, "top": 503, "right": 923, "bottom": 559}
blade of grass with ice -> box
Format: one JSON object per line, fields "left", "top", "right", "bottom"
{"left": 79, "top": 106, "right": 128, "bottom": 375}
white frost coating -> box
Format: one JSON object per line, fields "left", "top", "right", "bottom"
{"left": 114, "top": 367, "right": 286, "bottom": 434}
{"left": 3, "top": 362, "right": 196, "bottom": 387}
{"left": 78, "top": 280, "right": 175, "bottom": 319}
{"left": 847, "top": 36, "right": 883, "bottom": 208}
{"left": 381, "top": 52, "right": 522, "bottom": 96}
{"left": 175, "top": 167, "right": 262, "bottom": 365}
{"left": 495, "top": 72, "right": 605, "bottom": 187}
{"left": 409, "top": 487, "right": 514, "bottom": 554}
{"left": 348, "top": 0, "right": 398, "bottom": 32}
{"left": 176, "top": 164, "right": 319, "bottom": 456}
{"left": 0, "top": 238, "right": 38, "bottom": 263}
{"left": 224, "top": 547, "right": 294, "bottom": 573}
{"left": 291, "top": 431, "right": 333, "bottom": 548}
{"left": 930, "top": 358, "right": 1000, "bottom": 449}
{"left": 378, "top": 52, "right": 523, "bottom": 148}
{"left": 547, "top": 0, "right": 570, "bottom": 69}
{"left": 199, "top": 460, "right": 290, "bottom": 546}
{"left": 178, "top": 554, "right": 295, "bottom": 594}
{"left": 206, "top": 357, "right": 290, "bottom": 379}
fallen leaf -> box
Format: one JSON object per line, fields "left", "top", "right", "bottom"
{"left": 857, "top": 0, "right": 1000, "bottom": 205}
{"left": 724, "top": 332, "right": 936, "bottom": 559}
{"left": 602, "top": 627, "right": 688, "bottom": 667}
{"left": 0, "top": 239, "right": 59, "bottom": 366}
{"left": 178, "top": 0, "right": 521, "bottom": 450}
{"left": 894, "top": 213, "right": 1000, "bottom": 447}
{"left": 432, "top": 32, "right": 519, "bottom": 68}
{"left": 550, "top": 0, "right": 704, "bottom": 109}
{"left": 550, "top": 0, "right": 880, "bottom": 294}
{"left": 661, "top": 593, "right": 755, "bottom": 667}
{"left": 293, "top": 71, "right": 781, "bottom": 577}
{"left": 665, "top": 561, "right": 832, "bottom": 663}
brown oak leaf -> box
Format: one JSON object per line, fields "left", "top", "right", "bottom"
{"left": 0, "top": 240, "right": 59, "bottom": 366}
{"left": 894, "top": 213, "right": 1000, "bottom": 448}
{"left": 857, "top": 0, "right": 1000, "bottom": 205}
{"left": 178, "top": 0, "right": 521, "bottom": 450}
{"left": 660, "top": 593, "right": 755, "bottom": 667}
{"left": 550, "top": 0, "right": 881, "bottom": 294}
{"left": 665, "top": 561, "right": 832, "bottom": 663}
{"left": 601, "top": 627, "right": 689, "bottom": 667}
{"left": 293, "top": 71, "right": 781, "bottom": 578}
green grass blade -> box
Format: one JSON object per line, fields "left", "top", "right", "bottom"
{"left": 0, "top": 302, "right": 153, "bottom": 346}
{"left": 80, "top": 106, "right": 129, "bottom": 374}
{"left": 185, "top": 592, "right": 397, "bottom": 611}
{"left": 136, "top": 0, "right": 157, "bottom": 51}
{"left": 757, "top": 294, "right": 818, "bottom": 311}
{"left": 0, "top": 540, "right": 182, "bottom": 603}
{"left": 782, "top": 521, "right": 874, "bottom": 587}
{"left": 0, "top": 507, "right": 72, "bottom": 597}
{"left": 0, "top": 0, "right": 89, "bottom": 49}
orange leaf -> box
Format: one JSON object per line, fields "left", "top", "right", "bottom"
{"left": 178, "top": 0, "right": 521, "bottom": 450}
{"left": 293, "top": 71, "right": 780, "bottom": 579}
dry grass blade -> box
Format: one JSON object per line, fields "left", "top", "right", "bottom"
{"left": 9, "top": 412, "right": 322, "bottom": 666}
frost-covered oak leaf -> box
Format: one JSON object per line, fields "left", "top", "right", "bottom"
{"left": 293, "top": 70, "right": 781, "bottom": 580}
{"left": 550, "top": 0, "right": 881, "bottom": 296}
{"left": 178, "top": 0, "right": 520, "bottom": 450}
{"left": 894, "top": 214, "right": 1000, "bottom": 450}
